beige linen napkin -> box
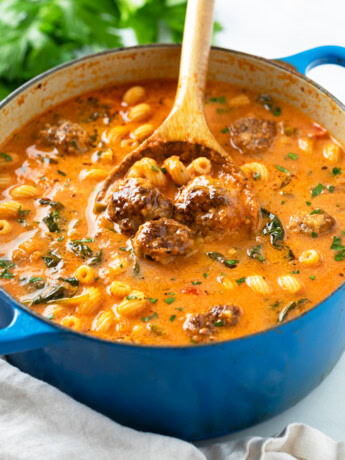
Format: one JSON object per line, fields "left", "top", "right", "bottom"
{"left": 0, "top": 359, "right": 344, "bottom": 460}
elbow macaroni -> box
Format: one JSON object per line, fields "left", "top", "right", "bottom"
{"left": 299, "top": 249, "right": 320, "bottom": 266}
{"left": 0, "top": 201, "right": 22, "bottom": 218}
{"left": 109, "top": 280, "right": 131, "bottom": 297}
{"left": 241, "top": 162, "right": 268, "bottom": 181}
{"left": 92, "top": 310, "right": 116, "bottom": 332}
{"left": 75, "top": 265, "right": 95, "bottom": 284}
{"left": 0, "top": 220, "right": 11, "bottom": 235}
{"left": 187, "top": 157, "right": 211, "bottom": 177}
{"left": 163, "top": 156, "right": 190, "bottom": 186}
{"left": 117, "top": 290, "right": 148, "bottom": 316}
{"left": 128, "top": 157, "right": 167, "bottom": 186}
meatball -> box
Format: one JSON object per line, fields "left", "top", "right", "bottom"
{"left": 230, "top": 117, "right": 276, "bottom": 154}
{"left": 174, "top": 176, "right": 243, "bottom": 239}
{"left": 184, "top": 304, "right": 241, "bottom": 342}
{"left": 38, "top": 121, "right": 92, "bottom": 155}
{"left": 107, "top": 178, "right": 173, "bottom": 236}
{"left": 132, "top": 218, "right": 196, "bottom": 264}
{"left": 288, "top": 209, "right": 336, "bottom": 235}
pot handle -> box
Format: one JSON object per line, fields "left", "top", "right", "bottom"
{"left": 0, "top": 301, "right": 65, "bottom": 354}
{"left": 279, "top": 45, "right": 345, "bottom": 75}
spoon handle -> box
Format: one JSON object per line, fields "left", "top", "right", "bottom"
{"left": 176, "top": 0, "right": 215, "bottom": 111}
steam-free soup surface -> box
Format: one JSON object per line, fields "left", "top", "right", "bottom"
{"left": 0, "top": 79, "right": 344, "bottom": 345}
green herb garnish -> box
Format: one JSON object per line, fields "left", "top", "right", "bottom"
{"left": 311, "top": 183, "right": 325, "bottom": 197}
{"left": 141, "top": 312, "right": 158, "bottom": 322}
{"left": 275, "top": 165, "right": 290, "bottom": 175}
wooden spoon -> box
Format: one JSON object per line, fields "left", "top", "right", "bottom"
{"left": 97, "top": 0, "right": 260, "bottom": 231}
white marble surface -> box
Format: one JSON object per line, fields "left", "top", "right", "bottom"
{"left": 196, "top": 0, "right": 345, "bottom": 446}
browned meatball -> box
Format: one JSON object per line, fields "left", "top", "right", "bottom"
{"left": 38, "top": 121, "right": 92, "bottom": 155}
{"left": 132, "top": 218, "right": 196, "bottom": 264}
{"left": 174, "top": 176, "right": 243, "bottom": 239}
{"left": 288, "top": 209, "right": 336, "bottom": 235}
{"left": 107, "top": 178, "right": 173, "bottom": 236}
{"left": 184, "top": 304, "right": 241, "bottom": 342}
{"left": 230, "top": 117, "right": 276, "bottom": 154}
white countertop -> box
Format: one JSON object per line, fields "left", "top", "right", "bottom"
{"left": 197, "top": 0, "right": 345, "bottom": 445}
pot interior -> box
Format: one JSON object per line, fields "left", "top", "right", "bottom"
{"left": 0, "top": 45, "right": 344, "bottom": 147}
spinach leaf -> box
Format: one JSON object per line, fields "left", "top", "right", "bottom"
{"left": 261, "top": 209, "right": 284, "bottom": 248}
{"left": 206, "top": 251, "right": 239, "bottom": 268}
{"left": 278, "top": 298, "right": 309, "bottom": 323}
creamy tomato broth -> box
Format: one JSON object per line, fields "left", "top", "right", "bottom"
{"left": 0, "top": 79, "right": 344, "bottom": 345}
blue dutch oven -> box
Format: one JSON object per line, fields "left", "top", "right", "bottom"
{"left": 0, "top": 45, "right": 345, "bottom": 441}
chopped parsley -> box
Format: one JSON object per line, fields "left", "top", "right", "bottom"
{"left": 236, "top": 277, "right": 246, "bottom": 285}
{"left": 275, "top": 165, "right": 290, "bottom": 175}
{"left": 310, "top": 209, "right": 323, "bottom": 215}
{"left": 287, "top": 152, "right": 298, "bottom": 160}
{"left": 311, "top": 183, "right": 325, "bottom": 197}
{"left": 253, "top": 171, "right": 260, "bottom": 181}
{"left": 207, "top": 96, "right": 226, "bottom": 104}
{"left": 0, "top": 152, "right": 12, "bottom": 162}
{"left": 191, "top": 281, "right": 201, "bottom": 285}
{"left": 141, "top": 312, "right": 158, "bottom": 322}
{"left": 57, "top": 169, "right": 66, "bottom": 176}
{"left": 126, "top": 294, "right": 138, "bottom": 300}
{"left": 169, "top": 315, "right": 176, "bottom": 322}
{"left": 331, "top": 235, "right": 345, "bottom": 261}
{"left": 0, "top": 260, "right": 15, "bottom": 269}
{"left": 221, "top": 127, "right": 230, "bottom": 134}
{"left": 310, "top": 275, "right": 316, "bottom": 280}
{"left": 214, "top": 319, "right": 224, "bottom": 327}
{"left": 203, "top": 273, "right": 208, "bottom": 279}
{"left": 164, "top": 297, "right": 175, "bottom": 305}
{"left": 306, "top": 201, "right": 312, "bottom": 206}
{"left": 160, "top": 167, "right": 167, "bottom": 174}
{"left": 18, "top": 206, "right": 30, "bottom": 224}
{"left": 328, "top": 185, "right": 334, "bottom": 193}
{"left": 311, "top": 232, "right": 318, "bottom": 238}
{"left": 148, "top": 297, "right": 158, "bottom": 304}
{"left": 332, "top": 167, "right": 342, "bottom": 176}
{"left": 150, "top": 165, "right": 159, "bottom": 172}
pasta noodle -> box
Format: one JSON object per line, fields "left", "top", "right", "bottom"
{"left": 75, "top": 265, "right": 95, "bottom": 284}
{"left": 278, "top": 275, "right": 303, "bottom": 293}
{"left": 187, "top": 157, "right": 211, "bottom": 177}
{"left": 117, "top": 290, "right": 148, "bottom": 316}
{"left": 298, "top": 137, "right": 314, "bottom": 154}
{"left": 240, "top": 162, "right": 268, "bottom": 181}
{"left": 109, "top": 280, "right": 131, "bottom": 297}
{"left": 299, "top": 249, "right": 320, "bottom": 266}
{"left": 61, "top": 315, "right": 81, "bottom": 330}
{"left": 323, "top": 143, "right": 342, "bottom": 163}
{"left": 92, "top": 310, "right": 115, "bottom": 332}
{"left": 0, "top": 201, "right": 22, "bottom": 218}
{"left": 128, "top": 157, "right": 167, "bottom": 186}
{"left": 163, "top": 156, "right": 190, "bottom": 185}
{"left": 246, "top": 275, "right": 271, "bottom": 295}
{"left": 0, "top": 220, "right": 11, "bottom": 235}
{"left": 133, "top": 123, "right": 154, "bottom": 141}
{"left": 128, "top": 103, "right": 151, "bottom": 122}
{"left": 10, "top": 185, "right": 39, "bottom": 198}
{"left": 123, "top": 86, "right": 146, "bottom": 106}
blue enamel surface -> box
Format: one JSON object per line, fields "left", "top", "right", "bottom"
{"left": 1, "top": 46, "right": 345, "bottom": 440}
{"left": 280, "top": 45, "right": 345, "bottom": 75}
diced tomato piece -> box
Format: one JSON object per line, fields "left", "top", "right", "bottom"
{"left": 181, "top": 287, "right": 200, "bottom": 295}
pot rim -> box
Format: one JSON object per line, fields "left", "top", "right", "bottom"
{"left": 1, "top": 43, "right": 344, "bottom": 350}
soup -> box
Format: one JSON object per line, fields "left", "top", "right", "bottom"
{"left": 0, "top": 79, "right": 344, "bottom": 345}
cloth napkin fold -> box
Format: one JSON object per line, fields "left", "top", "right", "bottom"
{"left": 0, "top": 359, "right": 344, "bottom": 460}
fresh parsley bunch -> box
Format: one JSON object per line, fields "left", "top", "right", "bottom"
{"left": 0, "top": 0, "right": 216, "bottom": 98}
